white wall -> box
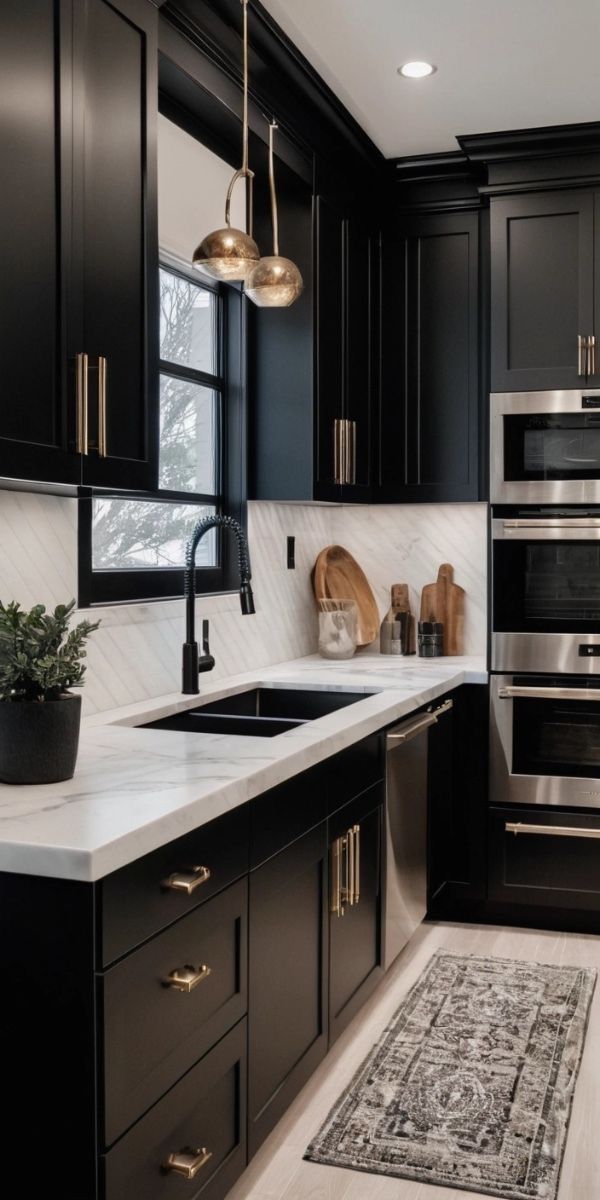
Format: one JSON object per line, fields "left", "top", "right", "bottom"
{"left": 0, "top": 492, "right": 486, "bottom": 715}
{"left": 158, "top": 114, "right": 246, "bottom": 269}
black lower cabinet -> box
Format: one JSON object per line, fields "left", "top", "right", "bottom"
{"left": 102, "top": 1018, "right": 247, "bottom": 1200}
{"left": 428, "top": 686, "right": 489, "bottom": 918}
{"left": 489, "top": 807, "right": 600, "bottom": 915}
{"left": 329, "top": 784, "right": 384, "bottom": 1045}
{"left": 248, "top": 821, "right": 329, "bottom": 1156}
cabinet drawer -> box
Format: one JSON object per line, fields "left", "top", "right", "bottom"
{"left": 489, "top": 807, "right": 600, "bottom": 910}
{"left": 100, "top": 804, "right": 249, "bottom": 965}
{"left": 102, "top": 878, "right": 247, "bottom": 1146}
{"left": 103, "top": 1018, "right": 247, "bottom": 1200}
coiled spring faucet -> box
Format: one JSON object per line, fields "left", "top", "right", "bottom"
{"left": 182, "top": 514, "right": 255, "bottom": 694}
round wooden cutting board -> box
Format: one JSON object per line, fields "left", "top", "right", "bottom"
{"left": 313, "top": 545, "right": 380, "bottom": 645}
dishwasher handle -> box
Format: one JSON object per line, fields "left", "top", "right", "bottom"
{"left": 386, "top": 698, "right": 453, "bottom": 749}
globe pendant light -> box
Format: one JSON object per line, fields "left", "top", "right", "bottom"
{"left": 245, "top": 121, "right": 303, "bottom": 307}
{"left": 192, "top": 0, "right": 259, "bottom": 281}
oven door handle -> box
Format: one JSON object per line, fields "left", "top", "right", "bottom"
{"left": 503, "top": 518, "right": 600, "bottom": 529}
{"left": 498, "top": 685, "right": 600, "bottom": 702}
{"left": 506, "top": 821, "right": 600, "bottom": 840}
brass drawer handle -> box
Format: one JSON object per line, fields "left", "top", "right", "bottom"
{"left": 98, "top": 355, "right": 107, "bottom": 457}
{"left": 331, "top": 835, "right": 343, "bottom": 917}
{"left": 578, "top": 333, "right": 585, "bottom": 376}
{"left": 162, "top": 865, "right": 211, "bottom": 894}
{"left": 352, "top": 824, "right": 360, "bottom": 903}
{"left": 163, "top": 1147, "right": 213, "bottom": 1179}
{"left": 164, "top": 963, "right": 212, "bottom": 993}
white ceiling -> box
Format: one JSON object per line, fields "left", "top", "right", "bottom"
{"left": 260, "top": 0, "right": 600, "bottom": 159}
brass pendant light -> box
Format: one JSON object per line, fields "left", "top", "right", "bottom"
{"left": 192, "top": 0, "right": 259, "bottom": 281}
{"left": 245, "top": 121, "right": 303, "bottom": 308}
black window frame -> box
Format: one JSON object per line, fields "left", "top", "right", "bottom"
{"left": 78, "top": 254, "right": 247, "bottom": 608}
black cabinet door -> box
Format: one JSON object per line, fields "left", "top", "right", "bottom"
{"left": 329, "top": 783, "right": 383, "bottom": 1045}
{"left": 248, "top": 821, "right": 328, "bottom": 1156}
{"left": 0, "top": 0, "right": 79, "bottom": 486}
{"left": 489, "top": 806, "right": 600, "bottom": 913}
{"left": 315, "top": 194, "right": 345, "bottom": 499}
{"left": 343, "top": 217, "right": 377, "bottom": 500}
{"left": 490, "top": 190, "right": 594, "bottom": 392}
{"left": 381, "top": 210, "right": 480, "bottom": 502}
{"left": 72, "top": 0, "right": 158, "bottom": 489}
{"left": 428, "top": 686, "right": 488, "bottom": 918}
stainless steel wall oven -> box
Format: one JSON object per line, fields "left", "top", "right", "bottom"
{"left": 491, "top": 390, "right": 600, "bottom": 505}
{"left": 490, "top": 674, "right": 600, "bottom": 809}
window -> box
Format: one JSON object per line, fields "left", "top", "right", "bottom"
{"left": 79, "top": 120, "right": 247, "bottom": 608}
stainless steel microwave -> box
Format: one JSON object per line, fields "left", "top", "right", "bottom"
{"left": 491, "top": 390, "right": 600, "bottom": 504}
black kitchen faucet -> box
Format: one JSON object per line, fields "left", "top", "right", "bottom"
{"left": 182, "top": 514, "right": 255, "bottom": 694}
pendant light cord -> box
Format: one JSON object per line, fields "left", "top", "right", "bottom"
{"left": 224, "top": 0, "right": 254, "bottom": 233}
{"left": 268, "top": 121, "right": 279, "bottom": 256}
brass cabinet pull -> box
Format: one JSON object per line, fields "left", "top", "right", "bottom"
{"left": 578, "top": 334, "right": 585, "bottom": 376}
{"left": 331, "top": 835, "right": 344, "bottom": 916}
{"left": 346, "top": 828, "right": 354, "bottom": 905}
{"left": 334, "top": 417, "right": 346, "bottom": 484}
{"left": 347, "top": 420, "right": 356, "bottom": 486}
{"left": 164, "top": 963, "right": 212, "bottom": 993}
{"left": 162, "top": 865, "right": 211, "bottom": 894}
{"left": 76, "top": 352, "right": 89, "bottom": 455}
{"left": 352, "top": 824, "right": 360, "bottom": 903}
{"left": 163, "top": 1147, "right": 213, "bottom": 1180}
{"left": 506, "top": 821, "right": 600, "bottom": 840}
{"left": 98, "top": 356, "right": 107, "bottom": 457}
{"left": 589, "top": 335, "right": 596, "bottom": 376}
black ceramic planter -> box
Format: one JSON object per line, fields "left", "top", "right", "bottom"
{"left": 0, "top": 693, "right": 82, "bottom": 784}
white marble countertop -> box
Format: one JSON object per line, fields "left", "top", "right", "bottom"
{"left": 0, "top": 653, "right": 487, "bottom": 882}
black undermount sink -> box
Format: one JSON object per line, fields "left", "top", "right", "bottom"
{"left": 141, "top": 687, "right": 368, "bottom": 738}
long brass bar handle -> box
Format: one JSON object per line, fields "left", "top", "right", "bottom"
{"left": 345, "top": 830, "right": 352, "bottom": 902}
{"left": 589, "top": 335, "right": 596, "bottom": 376}
{"left": 352, "top": 824, "right": 360, "bottom": 903}
{"left": 348, "top": 421, "right": 356, "bottom": 485}
{"left": 98, "top": 356, "right": 107, "bottom": 457}
{"left": 506, "top": 821, "right": 600, "bottom": 840}
{"left": 333, "top": 419, "right": 343, "bottom": 484}
{"left": 162, "top": 865, "right": 211, "bottom": 894}
{"left": 340, "top": 419, "right": 347, "bottom": 484}
{"left": 164, "top": 964, "right": 212, "bottom": 993}
{"left": 163, "top": 1147, "right": 213, "bottom": 1180}
{"left": 578, "top": 334, "right": 585, "bottom": 376}
{"left": 76, "top": 353, "right": 89, "bottom": 455}
{"left": 331, "top": 836, "right": 343, "bottom": 916}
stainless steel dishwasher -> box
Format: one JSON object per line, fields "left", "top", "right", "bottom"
{"left": 383, "top": 698, "right": 453, "bottom": 969}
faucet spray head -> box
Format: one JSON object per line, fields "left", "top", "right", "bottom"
{"left": 240, "top": 581, "right": 255, "bottom": 615}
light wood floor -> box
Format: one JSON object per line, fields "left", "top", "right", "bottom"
{"left": 228, "top": 920, "right": 600, "bottom": 1200}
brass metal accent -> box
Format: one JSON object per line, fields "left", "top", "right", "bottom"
{"left": 498, "top": 684, "right": 600, "bottom": 702}
{"left": 245, "top": 121, "right": 303, "bottom": 307}
{"left": 578, "top": 334, "right": 585, "bottom": 376}
{"left": 352, "top": 824, "right": 360, "bottom": 903}
{"left": 193, "top": 0, "right": 259, "bottom": 281}
{"left": 347, "top": 829, "right": 354, "bottom": 906}
{"left": 331, "top": 835, "right": 344, "bottom": 916}
{"left": 164, "top": 963, "right": 212, "bottom": 993}
{"left": 589, "top": 334, "right": 596, "bottom": 376}
{"left": 334, "top": 418, "right": 346, "bottom": 484}
{"left": 163, "top": 1147, "right": 213, "bottom": 1180}
{"left": 162, "top": 865, "right": 211, "bottom": 894}
{"left": 98, "top": 356, "right": 107, "bottom": 457}
{"left": 506, "top": 821, "right": 600, "bottom": 840}
{"left": 76, "top": 352, "right": 89, "bottom": 455}
{"left": 386, "top": 711, "right": 438, "bottom": 743}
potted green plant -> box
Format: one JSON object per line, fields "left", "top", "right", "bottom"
{"left": 0, "top": 600, "right": 100, "bottom": 784}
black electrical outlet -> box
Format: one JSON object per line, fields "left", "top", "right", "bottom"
{"left": 287, "top": 536, "right": 295, "bottom": 569}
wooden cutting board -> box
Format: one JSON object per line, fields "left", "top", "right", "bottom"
{"left": 313, "top": 545, "right": 380, "bottom": 646}
{"left": 420, "top": 563, "right": 465, "bottom": 655}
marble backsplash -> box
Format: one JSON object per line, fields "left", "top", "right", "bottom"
{"left": 0, "top": 491, "right": 487, "bottom": 713}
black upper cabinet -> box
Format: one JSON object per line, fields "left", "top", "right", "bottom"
{"left": 0, "top": 0, "right": 157, "bottom": 491}
{"left": 250, "top": 179, "right": 378, "bottom": 503}
{"left": 73, "top": 0, "right": 158, "bottom": 489}
{"left": 381, "top": 210, "right": 481, "bottom": 502}
{"left": 0, "top": 0, "right": 78, "bottom": 485}
{"left": 490, "top": 190, "right": 595, "bottom": 392}
{"left": 315, "top": 195, "right": 377, "bottom": 501}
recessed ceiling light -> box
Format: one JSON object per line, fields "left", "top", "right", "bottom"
{"left": 398, "top": 61, "right": 437, "bottom": 78}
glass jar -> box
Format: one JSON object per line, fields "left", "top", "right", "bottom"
{"left": 317, "top": 599, "right": 358, "bottom": 660}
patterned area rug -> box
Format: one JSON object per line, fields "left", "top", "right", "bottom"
{"left": 305, "top": 951, "right": 596, "bottom": 1199}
